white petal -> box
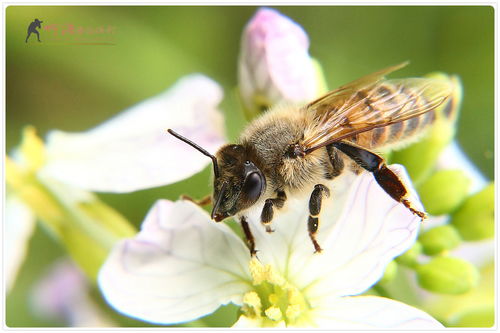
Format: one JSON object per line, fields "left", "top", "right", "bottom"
{"left": 244, "top": 165, "right": 422, "bottom": 300}
{"left": 98, "top": 199, "right": 251, "bottom": 325}
{"left": 42, "top": 74, "right": 225, "bottom": 193}
{"left": 311, "top": 295, "right": 443, "bottom": 328}
{"left": 5, "top": 196, "right": 36, "bottom": 292}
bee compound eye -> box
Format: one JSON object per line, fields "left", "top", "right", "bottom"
{"left": 242, "top": 172, "right": 263, "bottom": 203}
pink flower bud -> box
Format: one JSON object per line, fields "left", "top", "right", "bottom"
{"left": 238, "top": 8, "right": 319, "bottom": 115}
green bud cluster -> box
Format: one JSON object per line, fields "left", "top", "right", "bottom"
{"left": 413, "top": 182, "right": 493, "bottom": 295}
{"left": 379, "top": 72, "right": 493, "bottom": 303}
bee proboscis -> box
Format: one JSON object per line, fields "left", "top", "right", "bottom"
{"left": 168, "top": 62, "right": 457, "bottom": 255}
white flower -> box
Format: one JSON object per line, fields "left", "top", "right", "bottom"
{"left": 41, "top": 74, "right": 225, "bottom": 193}
{"left": 6, "top": 74, "right": 225, "bottom": 290}
{"left": 238, "top": 7, "right": 320, "bottom": 114}
{"left": 98, "top": 165, "right": 443, "bottom": 328}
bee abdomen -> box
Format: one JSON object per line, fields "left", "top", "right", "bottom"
{"left": 361, "top": 84, "right": 438, "bottom": 148}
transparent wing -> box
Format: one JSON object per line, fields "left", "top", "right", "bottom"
{"left": 301, "top": 64, "right": 453, "bottom": 153}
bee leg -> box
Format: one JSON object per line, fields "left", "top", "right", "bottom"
{"left": 240, "top": 216, "right": 257, "bottom": 256}
{"left": 308, "top": 184, "right": 330, "bottom": 253}
{"left": 181, "top": 194, "right": 212, "bottom": 207}
{"left": 332, "top": 141, "right": 427, "bottom": 219}
{"left": 260, "top": 190, "right": 287, "bottom": 233}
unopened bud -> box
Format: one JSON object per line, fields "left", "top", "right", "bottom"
{"left": 418, "top": 170, "right": 471, "bottom": 215}
{"left": 419, "top": 225, "right": 462, "bottom": 256}
{"left": 451, "top": 183, "right": 494, "bottom": 241}
{"left": 391, "top": 118, "right": 455, "bottom": 186}
{"left": 416, "top": 256, "right": 479, "bottom": 294}
{"left": 238, "top": 8, "right": 322, "bottom": 119}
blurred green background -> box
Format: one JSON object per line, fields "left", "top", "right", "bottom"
{"left": 5, "top": 5, "right": 494, "bottom": 327}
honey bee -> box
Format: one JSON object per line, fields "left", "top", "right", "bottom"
{"left": 168, "top": 62, "right": 457, "bottom": 255}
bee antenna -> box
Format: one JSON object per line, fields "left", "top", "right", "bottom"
{"left": 167, "top": 129, "right": 220, "bottom": 178}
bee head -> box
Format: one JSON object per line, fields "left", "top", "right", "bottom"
{"left": 211, "top": 144, "right": 266, "bottom": 221}
{"left": 167, "top": 129, "right": 266, "bottom": 222}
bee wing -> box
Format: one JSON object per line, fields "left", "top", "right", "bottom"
{"left": 301, "top": 65, "right": 453, "bottom": 153}
{"left": 305, "top": 62, "right": 409, "bottom": 109}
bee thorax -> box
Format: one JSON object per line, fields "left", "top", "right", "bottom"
{"left": 285, "top": 143, "right": 306, "bottom": 158}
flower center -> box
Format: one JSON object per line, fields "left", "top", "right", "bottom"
{"left": 240, "top": 258, "right": 310, "bottom": 327}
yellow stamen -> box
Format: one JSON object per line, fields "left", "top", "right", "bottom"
{"left": 265, "top": 306, "right": 283, "bottom": 321}
{"left": 241, "top": 258, "right": 310, "bottom": 326}
{"left": 268, "top": 293, "right": 279, "bottom": 305}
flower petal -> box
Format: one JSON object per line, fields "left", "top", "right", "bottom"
{"left": 98, "top": 199, "right": 251, "bottom": 325}
{"left": 5, "top": 196, "right": 35, "bottom": 292}
{"left": 238, "top": 8, "right": 318, "bottom": 113}
{"left": 310, "top": 295, "right": 443, "bottom": 328}
{"left": 244, "top": 165, "right": 422, "bottom": 300}
{"left": 42, "top": 74, "right": 225, "bottom": 193}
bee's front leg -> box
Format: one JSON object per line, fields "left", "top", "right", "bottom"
{"left": 308, "top": 184, "right": 330, "bottom": 253}
{"left": 260, "top": 190, "right": 287, "bottom": 232}
{"left": 240, "top": 216, "right": 257, "bottom": 256}
{"left": 181, "top": 194, "right": 212, "bottom": 207}
{"left": 333, "top": 141, "right": 427, "bottom": 219}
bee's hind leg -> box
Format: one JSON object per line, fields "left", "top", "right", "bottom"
{"left": 332, "top": 141, "right": 427, "bottom": 219}
{"left": 308, "top": 184, "right": 330, "bottom": 253}
{"left": 260, "top": 190, "right": 287, "bottom": 233}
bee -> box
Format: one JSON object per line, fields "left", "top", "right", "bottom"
{"left": 168, "top": 62, "right": 457, "bottom": 255}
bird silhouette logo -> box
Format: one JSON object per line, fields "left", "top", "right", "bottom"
{"left": 26, "top": 18, "right": 43, "bottom": 43}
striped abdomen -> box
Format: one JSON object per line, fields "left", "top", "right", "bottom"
{"left": 351, "top": 80, "right": 460, "bottom": 150}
